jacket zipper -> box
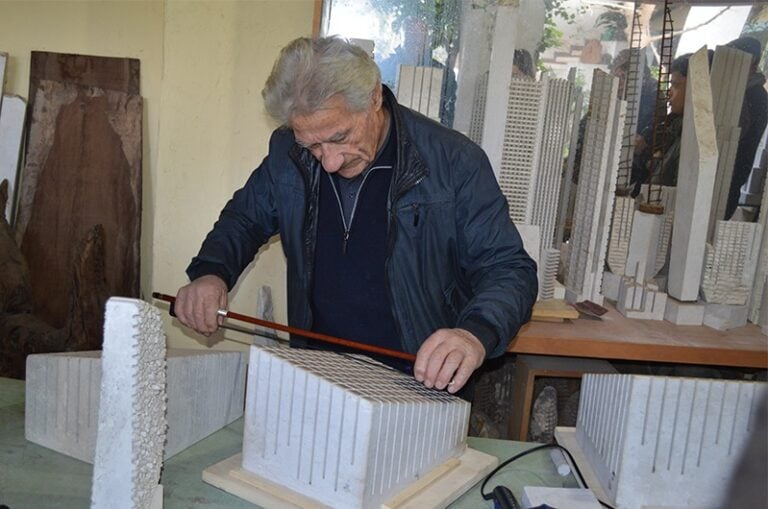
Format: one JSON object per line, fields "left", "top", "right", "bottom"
{"left": 326, "top": 166, "right": 389, "bottom": 254}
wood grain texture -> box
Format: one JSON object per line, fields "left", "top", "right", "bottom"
{"left": 511, "top": 303, "right": 768, "bottom": 368}
{"left": 29, "top": 51, "right": 140, "bottom": 99}
{"left": 17, "top": 78, "right": 141, "bottom": 329}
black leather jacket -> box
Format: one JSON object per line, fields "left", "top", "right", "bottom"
{"left": 187, "top": 86, "right": 537, "bottom": 358}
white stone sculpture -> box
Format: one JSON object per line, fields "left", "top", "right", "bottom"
{"left": 565, "top": 373, "right": 767, "bottom": 509}
{"left": 566, "top": 70, "right": 625, "bottom": 305}
{"left": 90, "top": 297, "right": 166, "bottom": 509}
{"left": 26, "top": 348, "right": 246, "bottom": 463}
{"left": 668, "top": 48, "right": 718, "bottom": 302}
{"left": 240, "top": 347, "right": 472, "bottom": 509}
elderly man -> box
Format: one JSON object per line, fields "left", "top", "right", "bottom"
{"left": 174, "top": 36, "right": 537, "bottom": 397}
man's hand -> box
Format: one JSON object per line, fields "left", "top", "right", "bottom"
{"left": 174, "top": 275, "right": 228, "bottom": 336}
{"left": 413, "top": 328, "right": 486, "bottom": 394}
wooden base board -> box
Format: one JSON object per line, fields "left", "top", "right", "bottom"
{"left": 202, "top": 447, "right": 498, "bottom": 509}
{"left": 532, "top": 299, "right": 579, "bottom": 322}
{"left": 554, "top": 427, "right": 611, "bottom": 505}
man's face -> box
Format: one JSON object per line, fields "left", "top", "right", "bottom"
{"left": 292, "top": 91, "right": 383, "bottom": 179}
{"left": 668, "top": 71, "right": 687, "bottom": 115}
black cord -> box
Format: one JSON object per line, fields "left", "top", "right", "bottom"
{"left": 479, "top": 442, "right": 617, "bottom": 509}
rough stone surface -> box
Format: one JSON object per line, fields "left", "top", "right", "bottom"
{"left": 91, "top": 297, "right": 166, "bottom": 509}
{"left": 243, "top": 346, "right": 470, "bottom": 509}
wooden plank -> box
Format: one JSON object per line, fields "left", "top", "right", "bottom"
{"left": 0, "top": 94, "right": 26, "bottom": 224}
{"left": 511, "top": 303, "right": 768, "bottom": 368}
{"left": 28, "top": 51, "right": 140, "bottom": 101}
{"left": 17, "top": 79, "right": 141, "bottom": 329}
{"left": 203, "top": 448, "right": 497, "bottom": 509}
{"left": 532, "top": 299, "right": 579, "bottom": 322}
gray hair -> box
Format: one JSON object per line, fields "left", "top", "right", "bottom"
{"left": 262, "top": 36, "right": 381, "bottom": 126}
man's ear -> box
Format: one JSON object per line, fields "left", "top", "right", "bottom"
{"left": 371, "top": 84, "right": 383, "bottom": 111}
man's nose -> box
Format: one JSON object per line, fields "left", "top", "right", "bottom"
{"left": 319, "top": 144, "right": 344, "bottom": 173}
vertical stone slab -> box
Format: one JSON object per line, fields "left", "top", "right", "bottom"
{"left": 566, "top": 70, "right": 623, "bottom": 305}
{"left": 395, "top": 66, "right": 443, "bottom": 121}
{"left": 606, "top": 196, "right": 634, "bottom": 276}
{"left": 750, "top": 133, "right": 768, "bottom": 323}
{"left": 0, "top": 52, "right": 6, "bottom": 99}
{"left": 0, "top": 94, "right": 26, "bottom": 224}
{"left": 531, "top": 77, "right": 574, "bottom": 251}
{"left": 625, "top": 210, "right": 663, "bottom": 282}
{"left": 701, "top": 221, "right": 761, "bottom": 305}
{"left": 708, "top": 46, "right": 752, "bottom": 236}
{"left": 668, "top": 48, "right": 718, "bottom": 302}
{"left": 481, "top": 4, "right": 518, "bottom": 179}
{"left": 91, "top": 297, "right": 165, "bottom": 509}
{"left": 453, "top": 2, "right": 494, "bottom": 137}
{"left": 498, "top": 77, "right": 545, "bottom": 225}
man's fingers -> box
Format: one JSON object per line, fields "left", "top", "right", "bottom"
{"left": 414, "top": 328, "right": 486, "bottom": 393}
{"left": 433, "top": 350, "right": 464, "bottom": 390}
{"left": 414, "top": 335, "right": 441, "bottom": 382}
{"left": 174, "top": 275, "right": 228, "bottom": 336}
{"left": 446, "top": 359, "right": 476, "bottom": 394}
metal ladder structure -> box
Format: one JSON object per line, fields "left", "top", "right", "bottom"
{"left": 641, "top": 0, "right": 674, "bottom": 213}
{"left": 616, "top": 2, "right": 644, "bottom": 191}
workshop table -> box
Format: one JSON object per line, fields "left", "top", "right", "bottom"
{"left": 0, "top": 377, "right": 577, "bottom": 508}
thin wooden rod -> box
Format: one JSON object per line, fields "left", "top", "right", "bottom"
{"left": 151, "top": 292, "right": 416, "bottom": 363}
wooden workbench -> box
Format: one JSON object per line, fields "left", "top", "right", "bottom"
{"left": 511, "top": 304, "right": 768, "bottom": 369}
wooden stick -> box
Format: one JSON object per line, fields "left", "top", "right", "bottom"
{"left": 151, "top": 292, "right": 416, "bottom": 363}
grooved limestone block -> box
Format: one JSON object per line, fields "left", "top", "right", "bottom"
{"left": 25, "top": 348, "right": 246, "bottom": 463}
{"left": 481, "top": 4, "right": 518, "bottom": 178}
{"left": 91, "top": 297, "right": 166, "bottom": 509}
{"left": 606, "top": 196, "right": 634, "bottom": 276}
{"left": 395, "top": 66, "right": 443, "bottom": 121}
{"left": 243, "top": 347, "right": 470, "bottom": 509}
{"left": 539, "top": 248, "right": 560, "bottom": 300}
{"left": 467, "top": 72, "right": 489, "bottom": 146}
{"left": 498, "top": 77, "right": 547, "bottom": 225}
{"left": 566, "top": 70, "right": 625, "bottom": 305}
{"left": 575, "top": 373, "right": 767, "bottom": 509}
{"left": 531, "top": 77, "right": 574, "bottom": 251}
{"left": 668, "top": 48, "right": 718, "bottom": 302}
{"left": 616, "top": 277, "right": 667, "bottom": 320}
{"left": 701, "top": 221, "right": 762, "bottom": 305}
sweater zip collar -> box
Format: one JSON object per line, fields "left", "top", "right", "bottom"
{"left": 326, "top": 166, "right": 390, "bottom": 254}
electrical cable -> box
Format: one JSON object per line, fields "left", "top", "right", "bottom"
{"left": 479, "top": 443, "right": 616, "bottom": 509}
